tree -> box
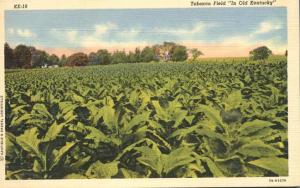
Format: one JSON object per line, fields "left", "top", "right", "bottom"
{"left": 285, "top": 50, "right": 288, "bottom": 57}
{"left": 162, "top": 42, "right": 176, "bottom": 61}
{"left": 14, "top": 44, "right": 32, "bottom": 68}
{"left": 89, "top": 50, "right": 111, "bottom": 65}
{"left": 111, "top": 50, "right": 127, "bottom": 64}
{"left": 171, "top": 45, "right": 188, "bottom": 61}
{"left": 141, "top": 46, "right": 157, "bottom": 62}
{"left": 31, "top": 49, "right": 48, "bottom": 68}
{"left": 4, "top": 43, "right": 15, "bottom": 69}
{"left": 134, "top": 48, "right": 142, "bottom": 63}
{"left": 249, "top": 46, "right": 272, "bottom": 61}
{"left": 96, "top": 49, "right": 111, "bottom": 65}
{"left": 88, "top": 52, "right": 98, "bottom": 65}
{"left": 65, "top": 52, "right": 88, "bottom": 66}
{"left": 152, "top": 42, "right": 176, "bottom": 61}
{"left": 127, "top": 51, "right": 136, "bottom": 63}
{"left": 48, "top": 54, "right": 60, "bottom": 66}
{"left": 189, "top": 48, "right": 204, "bottom": 60}
{"left": 60, "top": 54, "right": 67, "bottom": 66}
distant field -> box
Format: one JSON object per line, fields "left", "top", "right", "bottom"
{"left": 197, "top": 55, "right": 286, "bottom": 63}
{"left": 5, "top": 59, "right": 288, "bottom": 179}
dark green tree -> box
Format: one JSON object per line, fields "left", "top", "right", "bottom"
{"left": 88, "top": 52, "right": 98, "bottom": 65}
{"left": 171, "top": 45, "right": 188, "bottom": 61}
{"left": 249, "top": 46, "right": 272, "bottom": 61}
{"left": 31, "top": 49, "right": 48, "bottom": 68}
{"left": 48, "top": 54, "right": 60, "bottom": 66}
{"left": 111, "top": 50, "right": 127, "bottom": 64}
{"left": 89, "top": 50, "right": 111, "bottom": 65}
{"left": 134, "top": 48, "right": 142, "bottom": 63}
{"left": 96, "top": 49, "right": 111, "bottom": 65}
{"left": 14, "top": 44, "right": 32, "bottom": 68}
{"left": 141, "top": 46, "right": 157, "bottom": 62}
{"left": 127, "top": 51, "right": 137, "bottom": 63}
{"left": 65, "top": 52, "right": 88, "bottom": 66}
{"left": 60, "top": 54, "right": 67, "bottom": 67}
{"left": 4, "top": 43, "right": 15, "bottom": 69}
{"left": 189, "top": 48, "right": 204, "bottom": 60}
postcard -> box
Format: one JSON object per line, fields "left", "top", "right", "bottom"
{"left": 0, "top": 0, "right": 299, "bottom": 187}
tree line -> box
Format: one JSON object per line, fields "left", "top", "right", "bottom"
{"left": 4, "top": 42, "right": 204, "bottom": 69}
{"left": 5, "top": 41, "right": 281, "bottom": 69}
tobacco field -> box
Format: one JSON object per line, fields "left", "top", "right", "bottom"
{"left": 5, "top": 60, "right": 288, "bottom": 179}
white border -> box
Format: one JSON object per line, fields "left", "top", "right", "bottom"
{"left": 0, "top": 0, "right": 299, "bottom": 187}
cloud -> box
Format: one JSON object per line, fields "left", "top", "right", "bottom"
{"left": 7, "top": 28, "right": 35, "bottom": 38}
{"left": 79, "top": 23, "right": 144, "bottom": 48}
{"left": 116, "top": 28, "right": 141, "bottom": 40}
{"left": 50, "top": 29, "right": 79, "bottom": 44}
{"left": 255, "top": 21, "right": 282, "bottom": 34}
{"left": 46, "top": 19, "right": 285, "bottom": 56}
{"left": 80, "top": 35, "right": 148, "bottom": 49}
{"left": 95, "top": 22, "right": 117, "bottom": 36}
{"left": 17, "top": 29, "right": 35, "bottom": 38}
{"left": 154, "top": 22, "right": 215, "bottom": 36}
{"left": 218, "top": 20, "right": 285, "bottom": 49}
{"left": 66, "top": 30, "right": 78, "bottom": 42}
{"left": 215, "top": 33, "right": 286, "bottom": 55}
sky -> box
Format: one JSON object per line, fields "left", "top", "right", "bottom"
{"left": 5, "top": 8, "right": 287, "bottom": 57}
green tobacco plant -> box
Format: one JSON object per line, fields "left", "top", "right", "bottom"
{"left": 5, "top": 60, "right": 288, "bottom": 178}
{"left": 6, "top": 122, "right": 76, "bottom": 179}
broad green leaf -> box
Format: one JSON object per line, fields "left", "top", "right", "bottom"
{"left": 64, "top": 173, "right": 87, "bottom": 179}
{"left": 43, "top": 121, "right": 65, "bottom": 142}
{"left": 248, "top": 157, "right": 288, "bottom": 176}
{"left": 84, "top": 126, "right": 110, "bottom": 145}
{"left": 147, "top": 129, "right": 171, "bottom": 151}
{"left": 173, "top": 109, "right": 188, "bottom": 128}
{"left": 237, "top": 140, "right": 282, "bottom": 158}
{"left": 32, "top": 103, "right": 53, "bottom": 119}
{"left": 215, "top": 156, "right": 246, "bottom": 176}
{"left": 51, "top": 142, "right": 76, "bottom": 169}
{"left": 101, "top": 106, "right": 118, "bottom": 129}
{"left": 152, "top": 100, "right": 169, "bottom": 121}
{"left": 201, "top": 157, "right": 224, "bottom": 177}
{"left": 59, "top": 102, "right": 76, "bottom": 115}
{"left": 246, "top": 127, "right": 275, "bottom": 141}
{"left": 6, "top": 132, "right": 17, "bottom": 157}
{"left": 86, "top": 161, "right": 119, "bottom": 178}
{"left": 16, "top": 128, "right": 43, "bottom": 159}
{"left": 129, "top": 90, "right": 139, "bottom": 106}
{"left": 68, "top": 122, "right": 86, "bottom": 133}
{"left": 183, "top": 163, "right": 206, "bottom": 178}
{"left": 72, "top": 93, "right": 85, "bottom": 104}
{"left": 69, "top": 156, "right": 91, "bottom": 170}
{"left": 185, "top": 115, "right": 195, "bottom": 125}
{"left": 197, "top": 105, "right": 223, "bottom": 126}
{"left": 136, "top": 146, "right": 163, "bottom": 175}
{"left": 10, "top": 114, "right": 31, "bottom": 127}
{"left": 245, "top": 163, "right": 267, "bottom": 177}
{"left": 121, "top": 111, "right": 150, "bottom": 134}
{"left": 224, "top": 90, "right": 243, "bottom": 110}
{"left": 140, "top": 91, "right": 150, "bottom": 109}
{"left": 169, "top": 125, "right": 200, "bottom": 139}
{"left": 239, "top": 120, "right": 274, "bottom": 136}
{"left": 33, "top": 159, "right": 43, "bottom": 173}
{"left": 120, "top": 168, "right": 143, "bottom": 178}
{"left": 162, "top": 147, "right": 195, "bottom": 174}
{"left": 104, "top": 96, "right": 115, "bottom": 107}
{"left": 195, "top": 128, "right": 229, "bottom": 143}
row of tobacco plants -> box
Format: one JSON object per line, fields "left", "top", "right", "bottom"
{"left": 5, "top": 60, "right": 288, "bottom": 179}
